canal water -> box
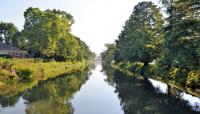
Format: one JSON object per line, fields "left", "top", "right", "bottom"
{"left": 0, "top": 64, "right": 200, "bottom": 114}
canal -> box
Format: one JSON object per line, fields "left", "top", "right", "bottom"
{"left": 0, "top": 64, "right": 200, "bottom": 114}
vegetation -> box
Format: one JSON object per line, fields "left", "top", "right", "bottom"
{"left": 101, "top": 0, "right": 200, "bottom": 91}
{"left": 0, "top": 22, "right": 19, "bottom": 45}
{"left": 102, "top": 66, "right": 200, "bottom": 114}
{"left": 156, "top": 0, "right": 200, "bottom": 87}
{"left": 0, "top": 7, "right": 95, "bottom": 95}
{"left": 0, "top": 7, "right": 95, "bottom": 61}
{"left": 115, "top": 1, "right": 164, "bottom": 80}
{"left": 0, "top": 67, "right": 91, "bottom": 114}
{"left": 0, "top": 58, "right": 92, "bottom": 96}
{"left": 101, "top": 44, "right": 116, "bottom": 70}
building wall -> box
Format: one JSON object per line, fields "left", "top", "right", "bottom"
{"left": 0, "top": 50, "right": 26, "bottom": 58}
{"left": 0, "top": 51, "right": 9, "bottom": 55}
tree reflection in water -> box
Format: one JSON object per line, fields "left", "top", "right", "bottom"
{"left": 0, "top": 68, "right": 91, "bottom": 114}
{"left": 103, "top": 67, "right": 200, "bottom": 114}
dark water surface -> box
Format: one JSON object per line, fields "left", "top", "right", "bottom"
{"left": 0, "top": 64, "right": 200, "bottom": 114}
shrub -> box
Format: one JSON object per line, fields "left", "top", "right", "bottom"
{"left": 16, "top": 69, "right": 33, "bottom": 81}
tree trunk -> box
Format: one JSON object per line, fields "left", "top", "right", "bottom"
{"left": 140, "top": 62, "right": 149, "bottom": 80}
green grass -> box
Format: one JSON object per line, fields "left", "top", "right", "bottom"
{"left": 0, "top": 58, "right": 92, "bottom": 95}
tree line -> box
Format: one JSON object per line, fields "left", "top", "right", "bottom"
{"left": 101, "top": 0, "right": 200, "bottom": 88}
{"left": 0, "top": 7, "right": 95, "bottom": 61}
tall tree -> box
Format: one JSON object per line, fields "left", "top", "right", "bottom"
{"left": 22, "top": 7, "right": 94, "bottom": 61}
{"left": 157, "top": 0, "right": 200, "bottom": 85}
{"left": 115, "top": 2, "right": 164, "bottom": 78}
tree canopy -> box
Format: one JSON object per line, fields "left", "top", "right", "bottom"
{"left": 0, "top": 22, "right": 19, "bottom": 45}
{"left": 156, "top": 0, "right": 200, "bottom": 86}
{"left": 0, "top": 7, "right": 95, "bottom": 61}
{"left": 115, "top": 1, "right": 164, "bottom": 64}
{"left": 102, "top": 0, "right": 200, "bottom": 87}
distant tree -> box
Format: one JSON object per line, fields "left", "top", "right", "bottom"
{"left": 75, "top": 37, "right": 95, "bottom": 60}
{"left": 101, "top": 44, "right": 116, "bottom": 69}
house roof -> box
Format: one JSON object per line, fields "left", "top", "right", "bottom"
{"left": 0, "top": 43, "right": 26, "bottom": 51}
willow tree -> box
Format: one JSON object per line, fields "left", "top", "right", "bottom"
{"left": 115, "top": 2, "right": 164, "bottom": 78}
{"left": 157, "top": 0, "right": 200, "bottom": 86}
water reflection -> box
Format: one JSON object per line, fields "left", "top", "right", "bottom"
{"left": 0, "top": 68, "right": 91, "bottom": 114}
{"left": 1, "top": 64, "right": 200, "bottom": 114}
{"left": 71, "top": 65, "right": 123, "bottom": 114}
{"left": 149, "top": 79, "right": 200, "bottom": 111}
{"left": 103, "top": 67, "right": 200, "bottom": 114}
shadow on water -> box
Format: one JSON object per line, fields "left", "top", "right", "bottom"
{"left": 102, "top": 67, "right": 200, "bottom": 114}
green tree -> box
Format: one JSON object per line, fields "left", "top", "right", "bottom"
{"left": 22, "top": 7, "right": 93, "bottom": 61}
{"left": 76, "top": 37, "right": 95, "bottom": 60}
{"left": 115, "top": 2, "right": 164, "bottom": 79}
{"left": 0, "top": 22, "right": 18, "bottom": 45}
{"left": 55, "top": 34, "right": 81, "bottom": 61}
{"left": 101, "top": 44, "right": 116, "bottom": 70}
{"left": 157, "top": 0, "right": 200, "bottom": 86}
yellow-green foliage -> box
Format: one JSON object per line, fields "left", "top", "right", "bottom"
{"left": 0, "top": 69, "right": 18, "bottom": 81}
{"left": 187, "top": 70, "right": 200, "bottom": 87}
{"left": 113, "top": 62, "right": 143, "bottom": 77}
{"left": 0, "top": 58, "right": 91, "bottom": 95}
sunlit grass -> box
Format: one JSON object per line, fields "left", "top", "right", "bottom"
{"left": 0, "top": 58, "right": 92, "bottom": 95}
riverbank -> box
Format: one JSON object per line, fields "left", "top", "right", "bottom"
{"left": 0, "top": 58, "right": 92, "bottom": 95}
{"left": 111, "top": 62, "right": 200, "bottom": 97}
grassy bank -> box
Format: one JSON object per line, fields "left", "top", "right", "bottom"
{"left": 111, "top": 62, "right": 200, "bottom": 97}
{"left": 0, "top": 58, "right": 92, "bottom": 95}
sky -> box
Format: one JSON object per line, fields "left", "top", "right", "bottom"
{"left": 0, "top": 0, "right": 158, "bottom": 54}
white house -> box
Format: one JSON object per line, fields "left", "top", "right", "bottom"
{"left": 0, "top": 43, "right": 27, "bottom": 58}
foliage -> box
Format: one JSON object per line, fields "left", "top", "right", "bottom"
{"left": 0, "top": 65, "right": 91, "bottom": 113}
{"left": 0, "top": 7, "right": 94, "bottom": 61}
{"left": 156, "top": 0, "right": 200, "bottom": 86}
{"left": 0, "top": 58, "right": 92, "bottom": 95}
{"left": 102, "top": 67, "right": 200, "bottom": 114}
{"left": 115, "top": 1, "right": 164, "bottom": 64}
{"left": 16, "top": 68, "right": 33, "bottom": 81}
{"left": 21, "top": 7, "right": 94, "bottom": 61}
{"left": 187, "top": 70, "right": 200, "bottom": 87}
{"left": 101, "top": 0, "right": 200, "bottom": 89}
{"left": 0, "top": 22, "right": 18, "bottom": 45}
{"left": 101, "top": 44, "right": 116, "bottom": 70}
{"left": 111, "top": 1, "right": 164, "bottom": 80}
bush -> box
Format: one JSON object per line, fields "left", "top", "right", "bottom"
{"left": 16, "top": 69, "right": 33, "bottom": 81}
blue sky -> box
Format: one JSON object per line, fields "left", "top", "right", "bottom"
{"left": 0, "top": 0, "right": 158, "bottom": 54}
